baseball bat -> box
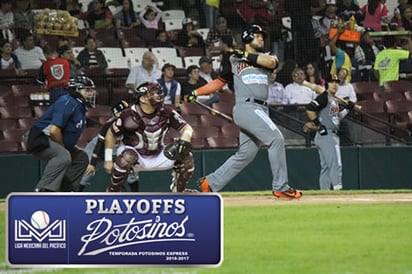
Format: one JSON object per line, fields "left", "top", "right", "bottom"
{"left": 302, "top": 80, "right": 362, "bottom": 110}
{"left": 193, "top": 100, "right": 233, "bottom": 122}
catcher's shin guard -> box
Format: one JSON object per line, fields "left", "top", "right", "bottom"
{"left": 107, "top": 148, "right": 138, "bottom": 192}
{"left": 171, "top": 152, "right": 194, "bottom": 192}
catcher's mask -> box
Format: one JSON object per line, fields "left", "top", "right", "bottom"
{"left": 111, "top": 100, "right": 129, "bottom": 117}
{"left": 135, "top": 81, "right": 164, "bottom": 110}
{"left": 241, "top": 24, "right": 267, "bottom": 44}
{"left": 68, "top": 76, "right": 96, "bottom": 108}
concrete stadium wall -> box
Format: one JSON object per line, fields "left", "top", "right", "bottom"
{"left": 1, "top": 146, "right": 411, "bottom": 198}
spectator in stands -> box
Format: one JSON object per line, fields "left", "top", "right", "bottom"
{"left": 329, "top": 26, "right": 352, "bottom": 82}
{"left": 157, "top": 63, "right": 181, "bottom": 108}
{"left": 80, "top": 0, "right": 114, "bottom": 29}
{"left": 205, "top": 15, "right": 236, "bottom": 54}
{"left": 337, "top": 0, "right": 360, "bottom": 22}
{"left": 59, "top": 0, "right": 81, "bottom": 16}
{"left": 276, "top": 59, "right": 297, "bottom": 87}
{"left": 336, "top": 67, "right": 357, "bottom": 102}
{"left": 126, "top": 51, "right": 161, "bottom": 93}
{"left": 114, "top": 0, "right": 141, "bottom": 29}
{"left": 358, "top": 0, "right": 389, "bottom": 31}
{"left": 57, "top": 45, "right": 81, "bottom": 77}
{"left": 37, "top": 45, "right": 71, "bottom": 104}
{"left": 23, "top": 76, "right": 96, "bottom": 192}
{"left": 285, "top": 67, "right": 317, "bottom": 104}
{"left": 306, "top": 62, "right": 325, "bottom": 87}
{"left": 400, "top": 5, "right": 412, "bottom": 31}
{"left": 202, "top": 0, "right": 219, "bottom": 29}
{"left": 0, "top": 40, "right": 20, "bottom": 70}
{"left": 374, "top": 36, "right": 410, "bottom": 87}
{"left": 139, "top": 4, "right": 162, "bottom": 30}
{"left": 0, "top": 0, "right": 13, "bottom": 31}
{"left": 150, "top": 29, "right": 174, "bottom": 48}
{"left": 267, "top": 69, "right": 287, "bottom": 105}
{"left": 77, "top": 36, "right": 108, "bottom": 70}
{"left": 13, "top": 0, "right": 35, "bottom": 31}
{"left": 285, "top": 0, "right": 318, "bottom": 67}
{"left": 175, "top": 17, "right": 206, "bottom": 49}
{"left": 354, "top": 27, "right": 380, "bottom": 81}
{"left": 13, "top": 33, "right": 46, "bottom": 69}
{"left": 181, "top": 64, "right": 218, "bottom": 107}
{"left": 198, "top": 56, "right": 218, "bottom": 83}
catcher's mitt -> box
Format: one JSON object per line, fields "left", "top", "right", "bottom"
{"left": 303, "top": 121, "right": 319, "bottom": 133}
{"left": 164, "top": 139, "right": 192, "bottom": 161}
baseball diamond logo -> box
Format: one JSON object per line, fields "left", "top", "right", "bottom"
{"left": 50, "top": 64, "right": 64, "bottom": 80}
{"left": 15, "top": 210, "right": 66, "bottom": 242}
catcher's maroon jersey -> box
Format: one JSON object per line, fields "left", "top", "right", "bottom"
{"left": 111, "top": 104, "right": 187, "bottom": 156}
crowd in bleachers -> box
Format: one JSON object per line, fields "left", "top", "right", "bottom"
{"left": 2, "top": 0, "right": 412, "bottom": 153}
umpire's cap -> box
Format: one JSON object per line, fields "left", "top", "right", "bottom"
{"left": 241, "top": 24, "right": 267, "bottom": 44}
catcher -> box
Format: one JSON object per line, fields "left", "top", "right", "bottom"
{"left": 103, "top": 82, "right": 195, "bottom": 192}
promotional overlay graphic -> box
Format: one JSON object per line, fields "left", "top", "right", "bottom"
{"left": 6, "top": 193, "right": 223, "bottom": 268}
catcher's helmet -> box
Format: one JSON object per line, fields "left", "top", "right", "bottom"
{"left": 241, "top": 24, "right": 267, "bottom": 44}
{"left": 135, "top": 81, "right": 164, "bottom": 109}
{"left": 111, "top": 100, "right": 129, "bottom": 116}
{"left": 68, "top": 76, "right": 96, "bottom": 107}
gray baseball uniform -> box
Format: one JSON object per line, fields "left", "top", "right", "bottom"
{"left": 205, "top": 52, "right": 291, "bottom": 192}
{"left": 309, "top": 92, "right": 349, "bottom": 190}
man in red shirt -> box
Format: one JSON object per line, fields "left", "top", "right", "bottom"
{"left": 37, "top": 45, "right": 71, "bottom": 104}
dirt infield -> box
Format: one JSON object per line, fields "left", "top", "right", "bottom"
{"left": 0, "top": 193, "right": 411, "bottom": 210}
{"left": 222, "top": 193, "right": 412, "bottom": 206}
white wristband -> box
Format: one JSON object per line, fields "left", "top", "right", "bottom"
{"left": 105, "top": 149, "right": 113, "bottom": 161}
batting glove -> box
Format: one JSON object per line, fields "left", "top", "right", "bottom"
{"left": 345, "top": 101, "right": 355, "bottom": 111}
{"left": 184, "top": 90, "right": 197, "bottom": 103}
{"left": 232, "top": 48, "right": 248, "bottom": 58}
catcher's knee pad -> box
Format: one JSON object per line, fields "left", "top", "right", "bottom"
{"left": 108, "top": 148, "right": 138, "bottom": 192}
{"left": 172, "top": 152, "right": 194, "bottom": 192}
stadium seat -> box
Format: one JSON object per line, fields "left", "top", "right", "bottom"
{"left": 0, "top": 95, "right": 29, "bottom": 107}
{"left": 77, "top": 127, "right": 101, "bottom": 148}
{"left": 200, "top": 114, "right": 230, "bottom": 127}
{"left": 373, "top": 91, "right": 405, "bottom": 102}
{"left": 183, "top": 56, "right": 202, "bottom": 68}
{"left": 197, "top": 28, "right": 210, "bottom": 41}
{"left": 181, "top": 114, "right": 201, "bottom": 126}
{"left": 192, "top": 125, "right": 220, "bottom": 138}
{"left": 385, "top": 100, "right": 412, "bottom": 128}
{"left": 405, "top": 91, "right": 412, "bottom": 101}
{"left": 151, "top": 47, "right": 179, "bottom": 59}
{"left": 207, "top": 136, "right": 238, "bottom": 148}
{"left": 0, "top": 106, "right": 33, "bottom": 119}
{"left": 221, "top": 123, "right": 240, "bottom": 137}
{"left": 0, "top": 140, "right": 20, "bottom": 153}
{"left": 161, "top": 9, "right": 186, "bottom": 21}
{"left": 191, "top": 137, "right": 208, "bottom": 149}
{"left": 179, "top": 102, "right": 210, "bottom": 116}
{"left": 119, "top": 29, "right": 147, "bottom": 48}
{"left": 2, "top": 128, "right": 27, "bottom": 142}
{"left": 383, "top": 80, "right": 412, "bottom": 93}
{"left": 124, "top": 47, "right": 150, "bottom": 67}
{"left": 132, "top": 0, "right": 155, "bottom": 12}
{"left": 163, "top": 19, "right": 183, "bottom": 32}
{"left": 212, "top": 101, "right": 234, "bottom": 116}
{"left": 17, "top": 118, "right": 36, "bottom": 130}
{"left": 33, "top": 106, "right": 49, "bottom": 118}
{"left": 356, "top": 100, "right": 389, "bottom": 132}
{"left": 158, "top": 56, "right": 184, "bottom": 70}
{"left": 11, "top": 84, "right": 43, "bottom": 97}
{"left": 0, "top": 119, "right": 17, "bottom": 131}
{"left": 177, "top": 47, "right": 205, "bottom": 57}
{"left": 352, "top": 81, "right": 381, "bottom": 101}
{"left": 100, "top": 47, "right": 129, "bottom": 69}
{"left": 88, "top": 29, "right": 120, "bottom": 47}
{"left": 86, "top": 104, "right": 112, "bottom": 118}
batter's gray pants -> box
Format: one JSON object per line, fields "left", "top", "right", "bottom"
{"left": 206, "top": 101, "right": 290, "bottom": 192}
{"left": 314, "top": 131, "right": 342, "bottom": 190}
{"left": 24, "top": 133, "right": 88, "bottom": 192}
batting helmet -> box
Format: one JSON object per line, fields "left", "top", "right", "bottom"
{"left": 241, "top": 24, "right": 267, "bottom": 44}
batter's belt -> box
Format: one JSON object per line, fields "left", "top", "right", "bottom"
{"left": 244, "top": 98, "right": 268, "bottom": 106}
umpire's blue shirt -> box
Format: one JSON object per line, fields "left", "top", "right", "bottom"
{"left": 33, "top": 94, "right": 87, "bottom": 150}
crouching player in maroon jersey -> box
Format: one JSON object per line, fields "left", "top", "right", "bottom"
{"left": 104, "top": 82, "right": 195, "bottom": 192}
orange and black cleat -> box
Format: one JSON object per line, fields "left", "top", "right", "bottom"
{"left": 273, "top": 188, "right": 303, "bottom": 200}
{"left": 198, "top": 177, "right": 212, "bottom": 192}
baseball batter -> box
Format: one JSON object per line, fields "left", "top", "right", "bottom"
{"left": 305, "top": 75, "right": 355, "bottom": 190}
{"left": 186, "top": 25, "right": 302, "bottom": 199}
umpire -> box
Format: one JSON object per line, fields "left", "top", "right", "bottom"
{"left": 305, "top": 74, "right": 355, "bottom": 190}
{"left": 23, "top": 76, "right": 97, "bottom": 192}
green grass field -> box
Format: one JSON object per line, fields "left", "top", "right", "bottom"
{"left": 1, "top": 191, "right": 412, "bottom": 274}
